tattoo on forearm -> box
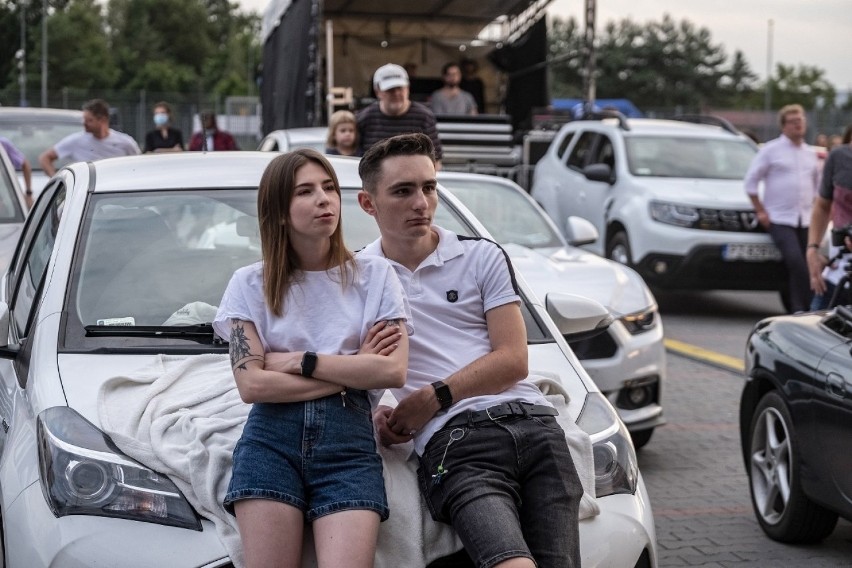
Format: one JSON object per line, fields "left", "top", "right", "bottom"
{"left": 229, "top": 320, "right": 263, "bottom": 370}
{"left": 385, "top": 319, "right": 403, "bottom": 328}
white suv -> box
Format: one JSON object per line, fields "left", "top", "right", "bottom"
{"left": 530, "top": 116, "right": 787, "bottom": 298}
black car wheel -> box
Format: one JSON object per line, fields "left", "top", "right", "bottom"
{"left": 747, "top": 390, "right": 838, "bottom": 543}
{"left": 606, "top": 231, "right": 632, "bottom": 266}
{"left": 629, "top": 428, "right": 654, "bottom": 450}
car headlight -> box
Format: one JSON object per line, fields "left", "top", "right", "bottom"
{"left": 620, "top": 306, "right": 657, "bottom": 335}
{"left": 37, "top": 406, "right": 201, "bottom": 530}
{"left": 576, "top": 392, "right": 638, "bottom": 497}
{"left": 649, "top": 201, "right": 699, "bottom": 227}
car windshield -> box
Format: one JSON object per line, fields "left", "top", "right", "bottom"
{"left": 625, "top": 135, "right": 756, "bottom": 179}
{"left": 0, "top": 113, "right": 82, "bottom": 172}
{"left": 439, "top": 178, "right": 564, "bottom": 249}
{"left": 65, "top": 186, "right": 553, "bottom": 349}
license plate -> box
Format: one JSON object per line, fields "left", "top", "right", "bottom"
{"left": 722, "top": 243, "right": 782, "bottom": 262}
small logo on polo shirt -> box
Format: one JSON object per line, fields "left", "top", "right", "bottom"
{"left": 446, "top": 290, "right": 459, "bottom": 303}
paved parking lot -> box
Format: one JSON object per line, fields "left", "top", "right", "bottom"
{"left": 639, "top": 353, "right": 852, "bottom": 567}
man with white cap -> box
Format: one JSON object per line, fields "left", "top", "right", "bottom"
{"left": 357, "top": 63, "right": 443, "bottom": 168}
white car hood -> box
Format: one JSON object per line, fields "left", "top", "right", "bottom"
{"left": 503, "top": 243, "right": 654, "bottom": 316}
{"left": 636, "top": 177, "right": 753, "bottom": 208}
{"left": 60, "top": 354, "right": 173, "bottom": 427}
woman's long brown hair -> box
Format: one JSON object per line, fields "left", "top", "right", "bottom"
{"left": 257, "top": 149, "right": 353, "bottom": 316}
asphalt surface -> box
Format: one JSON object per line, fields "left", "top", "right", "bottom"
{"left": 640, "top": 291, "right": 852, "bottom": 567}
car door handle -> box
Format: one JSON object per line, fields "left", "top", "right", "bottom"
{"left": 825, "top": 372, "right": 847, "bottom": 399}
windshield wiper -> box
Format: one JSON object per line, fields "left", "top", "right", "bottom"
{"left": 84, "top": 323, "right": 219, "bottom": 340}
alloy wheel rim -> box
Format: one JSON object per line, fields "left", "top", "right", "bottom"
{"left": 611, "top": 244, "right": 629, "bottom": 265}
{"left": 750, "top": 406, "right": 792, "bottom": 525}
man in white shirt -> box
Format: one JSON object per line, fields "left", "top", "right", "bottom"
{"left": 744, "top": 104, "right": 820, "bottom": 313}
{"left": 39, "top": 99, "right": 140, "bottom": 176}
{"left": 357, "top": 133, "right": 581, "bottom": 568}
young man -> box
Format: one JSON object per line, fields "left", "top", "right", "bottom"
{"left": 39, "top": 99, "right": 140, "bottom": 176}
{"left": 357, "top": 63, "right": 443, "bottom": 168}
{"left": 430, "top": 62, "right": 478, "bottom": 116}
{"left": 357, "top": 133, "right": 581, "bottom": 568}
{"left": 744, "top": 104, "right": 820, "bottom": 313}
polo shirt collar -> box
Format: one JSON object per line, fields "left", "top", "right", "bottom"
{"left": 361, "top": 225, "right": 465, "bottom": 272}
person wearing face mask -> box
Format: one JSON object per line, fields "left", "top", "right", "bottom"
{"left": 144, "top": 102, "right": 185, "bottom": 153}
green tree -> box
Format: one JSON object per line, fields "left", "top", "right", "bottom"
{"left": 35, "top": 0, "right": 118, "bottom": 89}
{"left": 768, "top": 63, "right": 836, "bottom": 110}
{"left": 547, "top": 15, "right": 583, "bottom": 98}
{"left": 547, "top": 14, "right": 837, "bottom": 113}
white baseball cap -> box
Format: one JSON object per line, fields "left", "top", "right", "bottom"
{"left": 373, "top": 64, "right": 409, "bottom": 91}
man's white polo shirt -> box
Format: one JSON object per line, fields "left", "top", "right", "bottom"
{"left": 360, "top": 225, "right": 551, "bottom": 455}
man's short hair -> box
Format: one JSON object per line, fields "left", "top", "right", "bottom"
{"left": 82, "top": 99, "right": 110, "bottom": 120}
{"left": 442, "top": 62, "right": 461, "bottom": 76}
{"left": 359, "top": 133, "right": 436, "bottom": 194}
{"left": 778, "top": 104, "right": 804, "bottom": 127}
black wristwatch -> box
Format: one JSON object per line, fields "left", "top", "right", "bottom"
{"left": 431, "top": 380, "right": 453, "bottom": 410}
{"left": 300, "top": 351, "right": 318, "bottom": 378}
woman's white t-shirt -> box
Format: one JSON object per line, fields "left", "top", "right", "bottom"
{"left": 213, "top": 255, "right": 411, "bottom": 357}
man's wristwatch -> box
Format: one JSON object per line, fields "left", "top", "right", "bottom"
{"left": 431, "top": 380, "right": 453, "bottom": 410}
{"left": 300, "top": 351, "right": 318, "bottom": 378}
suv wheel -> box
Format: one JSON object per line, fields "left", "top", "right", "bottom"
{"left": 606, "top": 231, "right": 632, "bottom": 266}
{"left": 746, "top": 390, "right": 837, "bottom": 543}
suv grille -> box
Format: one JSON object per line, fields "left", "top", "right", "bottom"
{"left": 697, "top": 209, "right": 763, "bottom": 232}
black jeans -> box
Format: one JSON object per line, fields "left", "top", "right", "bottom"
{"left": 768, "top": 223, "right": 810, "bottom": 313}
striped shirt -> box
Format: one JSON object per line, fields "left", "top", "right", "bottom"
{"left": 357, "top": 101, "right": 443, "bottom": 160}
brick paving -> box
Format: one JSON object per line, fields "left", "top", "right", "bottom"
{"left": 639, "top": 353, "right": 852, "bottom": 567}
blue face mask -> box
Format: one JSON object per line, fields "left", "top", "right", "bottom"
{"left": 153, "top": 113, "right": 169, "bottom": 127}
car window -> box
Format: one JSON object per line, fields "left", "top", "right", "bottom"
{"left": 11, "top": 185, "right": 66, "bottom": 337}
{"left": 440, "top": 178, "right": 563, "bottom": 249}
{"left": 0, "top": 115, "right": 82, "bottom": 172}
{"left": 565, "top": 131, "right": 597, "bottom": 170}
{"left": 589, "top": 135, "right": 615, "bottom": 170}
{"left": 625, "top": 136, "right": 756, "bottom": 179}
{"left": 71, "top": 191, "right": 260, "bottom": 329}
{"left": 555, "top": 131, "right": 576, "bottom": 160}
{"left": 62, "top": 186, "right": 548, "bottom": 349}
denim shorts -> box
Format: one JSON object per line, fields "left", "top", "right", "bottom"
{"left": 418, "top": 413, "right": 582, "bottom": 568}
{"left": 225, "top": 389, "right": 389, "bottom": 522}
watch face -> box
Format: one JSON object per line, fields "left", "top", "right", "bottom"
{"left": 433, "top": 381, "right": 452, "bottom": 409}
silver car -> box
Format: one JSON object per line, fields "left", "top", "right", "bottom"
{"left": 0, "top": 107, "right": 84, "bottom": 197}
{"left": 436, "top": 172, "right": 666, "bottom": 448}
{"left": 257, "top": 127, "right": 328, "bottom": 153}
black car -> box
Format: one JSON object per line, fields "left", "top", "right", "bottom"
{"left": 740, "top": 304, "right": 852, "bottom": 543}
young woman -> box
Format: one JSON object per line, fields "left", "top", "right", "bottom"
{"left": 325, "top": 110, "right": 361, "bottom": 156}
{"left": 213, "top": 149, "right": 410, "bottom": 567}
{"left": 143, "top": 101, "right": 185, "bottom": 153}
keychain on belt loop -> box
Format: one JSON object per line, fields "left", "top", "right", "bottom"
{"left": 432, "top": 428, "right": 465, "bottom": 486}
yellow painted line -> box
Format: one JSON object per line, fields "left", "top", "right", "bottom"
{"left": 664, "top": 338, "right": 745, "bottom": 373}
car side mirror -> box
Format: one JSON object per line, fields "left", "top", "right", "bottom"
{"left": 565, "top": 216, "right": 599, "bottom": 246}
{"left": 583, "top": 163, "right": 613, "bottom": 184}
{"left": 545, "top": 293, "right": 614, "bottom": 342}
{"left": 0, "top": 301, "right": 19, "bottom": 360}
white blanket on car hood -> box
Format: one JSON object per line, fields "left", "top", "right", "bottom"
{"left": 98, "top": 354, "right": 598, "bottom": 568}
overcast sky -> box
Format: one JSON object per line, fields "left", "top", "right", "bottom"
{"left": 238, "top": 0, "right": 851, "bottom": 91}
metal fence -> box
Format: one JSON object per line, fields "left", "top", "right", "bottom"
{"left": 3, "top": 86, "right": 850, "bottom": 149}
